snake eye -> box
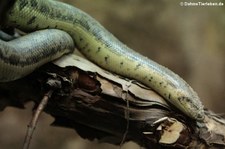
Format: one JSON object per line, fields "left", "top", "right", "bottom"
{"left": 196, "top": 111, "right": 205, "bottom": 121}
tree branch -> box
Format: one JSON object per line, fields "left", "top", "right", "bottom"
{"left": 0, "top": 52, "right": 225, "bottom": 149}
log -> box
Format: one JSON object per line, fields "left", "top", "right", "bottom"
{"left": 0, "top": 51, "right": 224, "bottom": 149}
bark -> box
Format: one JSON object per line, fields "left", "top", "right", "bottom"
{"left": 0, "top": 52, "right": 224, "bottom": 149}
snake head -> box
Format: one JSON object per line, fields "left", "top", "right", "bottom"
{"left": 177, "top": 95, "right": 205, "bottom": 121}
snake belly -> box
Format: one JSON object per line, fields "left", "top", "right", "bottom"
{"left": 0, "top": 29, "right": 74, "bottom": 82}
{"left": 3, "top": 0, "right": 204, "bottom": 120}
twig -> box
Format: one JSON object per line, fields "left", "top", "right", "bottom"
{"left": 120, "top": 82, "right": 132, "bottom": 147}
{"left": 22, "top": 90, "right": 53, "bottom": 149}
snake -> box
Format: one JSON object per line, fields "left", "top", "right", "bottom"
{"left": 1, "top": 0, "right": 204, "bottom": 120}
{"left": 0, "top": 29, "right": 74, "bottom": 81}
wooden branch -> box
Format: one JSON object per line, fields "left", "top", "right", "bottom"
{"left": 0, "top": 52, "right": 225, "bottom": 149}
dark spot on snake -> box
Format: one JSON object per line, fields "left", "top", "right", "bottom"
{"left": 19, "top": 0, "right": 28, "bottom": 11}
{"left": 184, "top": 97, "right": 190, "bottom": 102}
{"left": 39, "top": 4, "right": 50, "bottom": 14}
{"left": 149, "top": 77, "right": 153, "bottom": 82}
{"left": 96, "top": 47, "right": 101, "bottom": 53}
{"left": 8, "top": 54, "right": 20, "bottom": 65}
{"left": 135, "top": 63, "right": 141, "bottom": 70}
{"left": 178, "top": 96, "right": 190, "bottom": 104}
{"left": 0, "top": 47, "right": 4, "bottom": 59}
{"left": 30, "top": 0, "right": 38, "bottom": 8}
{"left": 105, "top": 43, "right": 111, "bottom": 48}
{"left": 120, "top": 61, "right": 124, "bottom": 66}
{"left": 34, "top": 24, "right": 39, "bottom": 30}
{"left": 104, "top": 55, "right": 109, "bottom": 63}
{"left": 168, "top": 94, "right": 171, "bottom": 99}
{"left": 79, "top": 37, "right": 83, "bottom": 41}
{"left": 82, "top": 43, "right": 89, "bottom": 50}
{"left": 178, "top": 97, "right": 181, "bottom": 101}
{"left": 55, "top": 25, "right": 58, "bottom": 28}
{"left": 27, "top": 16, "right": 36, "bottom": 25}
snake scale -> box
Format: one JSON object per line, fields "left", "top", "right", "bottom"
{"left": 1, "top": 0, "right": 204, "bottom": 120}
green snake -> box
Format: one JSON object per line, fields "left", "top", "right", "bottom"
{"left": 0, "top": 29, "right": 74, "bottom": 81}
{"left": 1, "top": 0, "right": 204, "bottom": 120}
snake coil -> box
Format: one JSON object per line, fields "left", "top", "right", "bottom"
{"left": 1, "top": 0, "right": 204, "bottom": 120}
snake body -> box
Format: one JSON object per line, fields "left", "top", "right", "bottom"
{"left": 0, "top": 29, "right": 74, "bottom": 81}
{"left": 2, "top": 0, "right": 204, "bottom": 120}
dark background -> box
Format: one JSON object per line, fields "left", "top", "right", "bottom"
{"left": 0, "top": 0, "right": 224, "bottom": 148}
